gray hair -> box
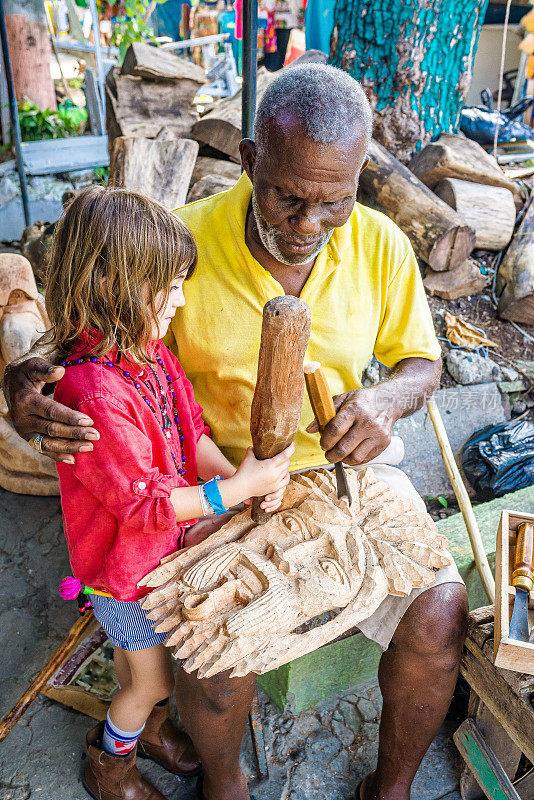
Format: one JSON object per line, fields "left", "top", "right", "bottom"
{"left": 254, "top": 63, "right": 373, "bottom": 153}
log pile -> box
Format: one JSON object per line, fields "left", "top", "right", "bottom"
{"left": 24, "top": 50, "right": 529, "bottom": 319}
{"left": 406, "top": 134, "right": 522, "bottom": 305}
{"left": 105, "top": 42, "right": 206, "bottom": 153}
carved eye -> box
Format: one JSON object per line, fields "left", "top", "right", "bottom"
{"left": 319, "top": 558, "right": 348, "bottom": 585}
{"left": 281, "top": 513, "right": 302, "bottom": 533}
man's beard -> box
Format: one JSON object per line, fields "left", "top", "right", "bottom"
{"left": 251, "top": 191, "right": 333, "bottom": 266}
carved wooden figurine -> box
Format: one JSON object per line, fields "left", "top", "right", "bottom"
{"left": 140, "top": 467, "right": 453, "bottom": 677}
{"left": 0, "top": 254, "right": 58, "bottom": 495}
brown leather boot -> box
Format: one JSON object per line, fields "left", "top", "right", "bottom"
{"left": 83, "top": 722, "right": 166, "bottom": 800}
{"left": 137, "top": 701, "right": 202, "bottom": 777}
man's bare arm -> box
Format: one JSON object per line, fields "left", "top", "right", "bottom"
{"left": 3, "top": 335, "right": 99, "bottom": 463}
{"left": 308, "top": 356, "right": 441, "bottom": 466}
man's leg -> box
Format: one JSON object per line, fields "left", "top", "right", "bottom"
{"left": 174, "top": 665, "right": 257, "bottom": 800}
{"left": 362, "top": 581, "right": 469, "bottom": 800}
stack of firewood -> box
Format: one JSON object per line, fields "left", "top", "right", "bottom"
{"left": 407, "top": 136, "right": 522, "bottom": 314}
{"left": 23, "top": 44, "right": 534, "bottom": 325}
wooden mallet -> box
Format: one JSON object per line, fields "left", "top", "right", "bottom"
{"left": 250, "top": 296, "right": 311, "bottom": 523}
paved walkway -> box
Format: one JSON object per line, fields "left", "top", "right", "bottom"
{"left": 0, "top": 490, "right": 463, "bottom": 800}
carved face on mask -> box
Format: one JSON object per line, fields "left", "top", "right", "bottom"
{"left": 140, "top": 468, "right": 452, "bottom": 678}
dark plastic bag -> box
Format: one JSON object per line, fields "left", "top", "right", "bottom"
{"left": 462, "top": 420, "right": 534, "bottom": 501}
{"left": 460, "top": 94, "right": 534, "bottom": 145}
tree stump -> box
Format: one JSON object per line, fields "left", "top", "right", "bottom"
{"left": 496, "top": 196, "right": 534, "bottom": 324}
{"left": 109, "top": 137, "right": 199, "bottom": 209}
{"left": 360, "top": 140, "right": 475, "bottom": 271}
{"left": 433, "top": 178, "right": 516, "bottom": 251}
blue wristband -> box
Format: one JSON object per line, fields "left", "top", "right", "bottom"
{"left": 203, "top": 476, "right": 228, "bottom": 515}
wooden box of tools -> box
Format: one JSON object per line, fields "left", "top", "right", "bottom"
{"left": 494, "top": 510, "right": 534, "bottom": 674}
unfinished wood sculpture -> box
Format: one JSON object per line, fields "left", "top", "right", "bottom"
{"left": 250, "top": 296, "right": 311, "bottom": 523}
{"left": 140, "top": 467, "right": 452, "bottom": 678}
{"left": 0, "top": 254, "right": 58, "bottom": 495}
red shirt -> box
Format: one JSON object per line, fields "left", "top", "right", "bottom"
{"left": 55, "top": 329, "right": 209, "bottom": 601}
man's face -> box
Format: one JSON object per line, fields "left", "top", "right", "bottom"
{"left": 241, "top": 113, "right": 368, "bottom": 266}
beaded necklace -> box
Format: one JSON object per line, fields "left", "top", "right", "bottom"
{"left": 61, "top": 354, "right": 187, "bottom": 476}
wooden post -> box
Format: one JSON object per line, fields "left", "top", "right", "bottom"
{"left": 250, "top": 296, "right": 311, "bottom": 523}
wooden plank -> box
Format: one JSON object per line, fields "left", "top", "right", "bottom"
{"left": 21, "top": 136, "right": 109, "bottom": 175}
{"left": 84, "top": 68, "right": 105, "bottom": 136}
{"left": 121, "top": 42, "right": 205, "bottom": 83}
{"left": 459, "top": 693, "right": 521, "bottom": 800}
{"left": 0, "top": 39, "right": 10, "bottom": 147}
{"left": 514, "top": 768, "right": 534, "bottom": 800}
{"left": 460, "top": 639, "right": 534, "bottom": 763}
{"left": 64, "top": 0, "right": 85, "bottom": 43}
{"left": 454, "top": 719, "right": 521, "bottom": 800}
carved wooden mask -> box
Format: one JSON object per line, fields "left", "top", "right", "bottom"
{"left": 140, "top": 467, "right": 453, "bottom": 678}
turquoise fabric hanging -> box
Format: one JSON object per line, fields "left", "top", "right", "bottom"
{"left": 305, "top": 0, "right": 335, "bottom": 55}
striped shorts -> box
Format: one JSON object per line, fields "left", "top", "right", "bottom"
{"left": 90, "top": 594, "right": 167, "bottom": 651}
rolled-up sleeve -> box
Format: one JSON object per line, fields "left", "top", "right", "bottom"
{"left": 72, "top": 396, "right": 186, "bottom": 533}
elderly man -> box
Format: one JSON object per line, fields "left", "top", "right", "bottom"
{"left": 5, "top": 64, "right": 467, "bottom": 800}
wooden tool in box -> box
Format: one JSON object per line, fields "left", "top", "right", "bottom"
{"left": 495, "top": 510, "right": 534, "bottom": 675}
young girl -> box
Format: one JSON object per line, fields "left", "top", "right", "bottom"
{"left": 48, "top": 185, "right": 293, "bottom": 800}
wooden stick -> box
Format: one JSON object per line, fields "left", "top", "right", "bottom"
{"left": 250, "top": 296, "right": 311, "bottom": 523}
{"left": 426, "top": 396, "right": 495, "bottom": 603}
{"left": 0, "top": 611, "right": 95, "bottom": 743}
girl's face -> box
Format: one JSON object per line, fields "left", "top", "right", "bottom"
{"left": 151, "top": 275, "right": 186, "bottom": 340}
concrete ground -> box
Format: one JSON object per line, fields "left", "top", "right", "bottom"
{"left": 0, "top": 490, "right": 464, "bottom": 800}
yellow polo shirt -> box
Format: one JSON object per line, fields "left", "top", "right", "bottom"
{"left": 168, "top": 173, "right": 440, "bottom": 471}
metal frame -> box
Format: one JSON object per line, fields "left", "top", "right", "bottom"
{"left": 0, "top": 0, "right": 30, "bottom": 226}
{"left": 242, "top": 0, "right": 258, "bottom": 138}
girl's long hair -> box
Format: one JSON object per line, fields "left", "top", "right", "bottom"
{"left": 46, "top": 185, "right": 197, "bottom": 364}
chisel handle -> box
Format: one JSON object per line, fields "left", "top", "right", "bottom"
{"left": 512, "top": 522, "right": 534, "bottom": 593}
{"left": 304, "top": 362, "right": 336, "bottom": 429}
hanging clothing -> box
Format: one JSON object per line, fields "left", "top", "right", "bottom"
{"left": 304, "top": 0, "right": 335, "bottom": 55}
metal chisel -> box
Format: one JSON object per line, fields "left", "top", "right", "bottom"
{"left": 508, "top": 522, "right": 534, "bottom": 643}
{"left": 304, "top": 361, "right": 352, "bottom": 504}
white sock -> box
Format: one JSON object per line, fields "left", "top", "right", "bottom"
{"left": 102, "top": 711, "right": 145, "bottom": 756}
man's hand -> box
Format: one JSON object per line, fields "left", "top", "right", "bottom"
{"left": 306, "top": 357, "right": 441, "bottom": 466}
{"left": 3, "top": 358, "right": 99, "bottom": 463}
{"left": 307, "top": 385, "right": 395, "bottom": 466}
